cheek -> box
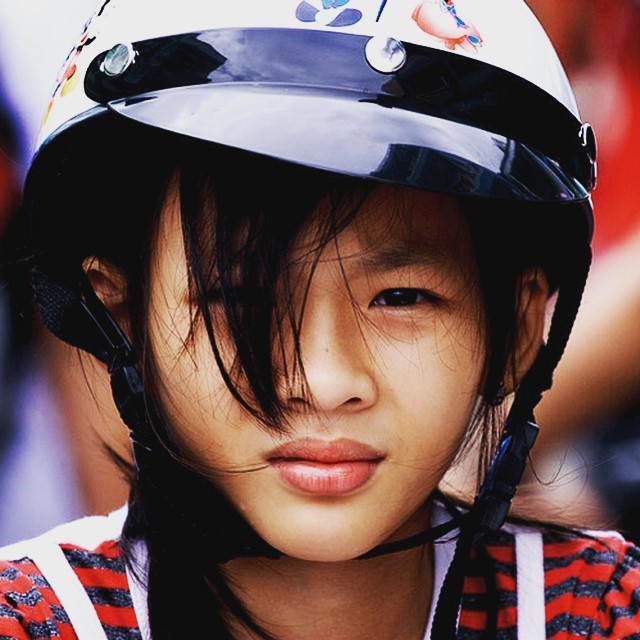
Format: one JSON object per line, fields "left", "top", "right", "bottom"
{"left": 171, "top": 354, "right": 241, "bottom": 453}
{"left": 377, "top": 312, "right": 485, "bottom": 396}
{"left": 149, "top": 303, "right": 241, "bottom": 455}
{"left": 375, "top": 315, "right": 485, "bottom": 452}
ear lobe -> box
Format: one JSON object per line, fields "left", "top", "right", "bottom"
{"left": 506, "top": 267, "right": 550, "bottom": 394}
{"left": 82, "top": 256, "right": 129, "bottom": 325}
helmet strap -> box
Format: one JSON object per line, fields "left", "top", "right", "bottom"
{"left": 30, "top": 262, "right": 156, "bottom": 451}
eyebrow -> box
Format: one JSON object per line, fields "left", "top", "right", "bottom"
{"left": 355, "top": 244, "right": 451, "bottom": 272}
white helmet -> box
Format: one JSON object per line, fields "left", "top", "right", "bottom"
{"left": 30, "top": 0, "right": 596, "bottom": 208}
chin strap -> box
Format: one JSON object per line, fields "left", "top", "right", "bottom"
{"left": 30, "top": 263, "right": 157, "bottom": 456}
{"left": 357, "top": 514, "right": 462, "bottom": 560}
{"left": 430, "top": 415, "right": 539, "bottom": 638}
{"left": 472, "top": 417, "right": 539, "bottom": 540}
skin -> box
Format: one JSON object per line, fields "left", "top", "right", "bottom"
{"left": 89, "top": 181, "right": 547, "bottom": 639}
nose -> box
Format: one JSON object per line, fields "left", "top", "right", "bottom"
{"left": 281, "top": 296, "right": 378, "bottom": 415}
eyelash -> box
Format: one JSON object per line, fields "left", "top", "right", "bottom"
{"left": 370, "top": 288, "right": 439, "bottom": 308}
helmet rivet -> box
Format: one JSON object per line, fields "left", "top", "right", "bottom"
{"left": 365, "top": 36, "right": 406, "bottom": 74}
{"left": 101, "top": 42, "right": 136, "bottom": 77}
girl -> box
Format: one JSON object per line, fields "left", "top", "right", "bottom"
{"left": 1, "top": 1, "right": 637, "bottom": 638}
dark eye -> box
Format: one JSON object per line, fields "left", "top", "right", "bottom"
{"left": 370, "top": 288, "right": 434, "bottom": 307}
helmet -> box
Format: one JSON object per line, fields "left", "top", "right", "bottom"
{"left": 29, "top": 0, "right": 595, "bottom": 209}
{"left": 21, "top": 1, "right": 596, "bottom": 636}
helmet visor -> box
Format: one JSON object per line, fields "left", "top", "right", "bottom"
{"left": 81, "top": 28, "right": 594, "bottom": 203}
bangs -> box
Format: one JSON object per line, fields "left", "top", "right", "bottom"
{"left": 172, "top": 146, "right": 375, "bottom": 428}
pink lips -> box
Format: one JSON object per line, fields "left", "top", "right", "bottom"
{"left": 266, "top": 438, "right": 384, "bottom": 496}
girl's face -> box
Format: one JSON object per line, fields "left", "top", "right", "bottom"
{"left": 148, "top": 184, "right": 486, "bottom": 562}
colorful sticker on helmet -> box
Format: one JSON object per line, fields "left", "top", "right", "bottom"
{"left": 412, "top": 0, "right": 483, "bottom": 53}
{"left": 42, "top": 0, "right": 116, "bottom": 128}
{"left": 296, "top": 1, "right": 363, "bottom": 27}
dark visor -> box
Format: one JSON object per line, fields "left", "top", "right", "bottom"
{"left": 84, "top": 27, "right": 596, "bottom": 204}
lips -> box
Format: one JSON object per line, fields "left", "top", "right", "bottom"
{"left": 266, "top": 438, "right": 384, "bottom": 496}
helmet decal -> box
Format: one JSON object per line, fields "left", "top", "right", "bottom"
{"left": 42, "top": 0, "right": 117, "bottom": 131}
{"left": 295, "top": 1, "right": 363, "bottom": 27}
{"left": 412, "top": 0, "right": 483, "bottom": 53}
{"left": 376, "top": 0, "right": 389, "bottom": 21}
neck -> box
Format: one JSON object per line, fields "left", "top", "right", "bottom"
{"left": 223, "top": 543, "right": 433, "bottom": 640}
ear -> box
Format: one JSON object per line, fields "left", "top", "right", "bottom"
{"left": 506, "top": 267, "right": 550, "bottom": 393}
{"left": 82, "top": 256, "right": 129, "bottom": 327}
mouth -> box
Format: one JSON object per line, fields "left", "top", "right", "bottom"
{"left": 265, "top": 438, "right": 385, "bottom": 496}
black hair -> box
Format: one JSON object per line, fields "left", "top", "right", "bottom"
{"left": 17, "top": 117, "right": 588, "bottom": 639}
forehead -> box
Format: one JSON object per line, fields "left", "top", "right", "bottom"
{"left": 351, "top": 186, "right": 465, "bottom": 245}
{"left": 154, "top": 178, "right": 471, "bottom": 268}
{"left": 310, "top": 185, "right": 473, "bottom": 269}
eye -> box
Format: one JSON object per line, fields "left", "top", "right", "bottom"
{"left": 370, "top": 288, "right": 437, "bottom": 307}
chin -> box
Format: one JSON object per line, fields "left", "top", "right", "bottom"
{"left": 272, "top": 535, "right": 379, "bottom": 563}
{"left": 256, "top": 515, "right": 392, "bottom": 563}
{"left": 243, "top": 490, "right": 433, "bottom": 563}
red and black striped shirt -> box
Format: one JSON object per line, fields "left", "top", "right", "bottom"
{"left": 0, "top": 510, "right": 638, "bottom": 639}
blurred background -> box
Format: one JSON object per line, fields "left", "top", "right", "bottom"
{"left": 517, "top": 0, "right": 640, "bottom": 541}
{"left": 0, "top": 0, "right": 639, "bottom": 545}
{"left": 0, "top": 0, "right": 129, "bottom": 545}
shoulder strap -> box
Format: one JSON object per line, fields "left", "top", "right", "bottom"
{"left": 26, "top": 540, "right": 110, "bottom": 640}
{"left": 514, "top": 529, "right": 545, "bottom": 640}
{"left": 126, "top": 539, "right": 152, "bottom": 640}
{"left": 0, "top": 508, "right": 128, "bottom": 640}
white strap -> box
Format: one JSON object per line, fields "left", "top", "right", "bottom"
{"left": 126, "top": 540, "right": 152, "bottom": 640}
{"left": 423, "top": 503, "right": 458, "bottom": 639}
{"left": 26, "top": 541, "right": 110, "bottom": 640}
{"left": 515, "top": 530, "right": 545, "bottom": 640}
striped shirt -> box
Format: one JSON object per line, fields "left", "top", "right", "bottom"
{"left": 0, "top": 508, "right": 639, "bottom": 639}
